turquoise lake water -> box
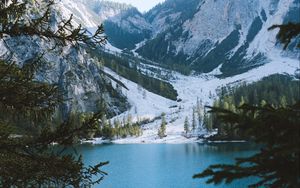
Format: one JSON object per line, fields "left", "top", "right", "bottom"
{"left": 75, "top": 143, "right": 259, "bottom": 188}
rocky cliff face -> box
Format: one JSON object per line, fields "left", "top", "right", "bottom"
{"left": 63, "top": 0, "right": 298, "bottom": 77}
{"left": 1, "top": 36, "right": 129, "bottom": 117}
{"left": 104, "top": 7, "right": 152, "bottom": 49}
{"left": 0, "top": 5, "right": 129, "bottom": 118}
{"left": 137, "top": 0, "right": 300, "bottom": 76}
{"left": 58, "top": 0, "right": 152, "bottom": 49}
{"left": 58, "top": 0, "right": 130, "bottom": 27}
{"left": 3, "top": 0, "right": 297, "bottom": 118}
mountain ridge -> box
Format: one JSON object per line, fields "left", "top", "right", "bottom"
{"left": 59, "top": 0, "right": 299, "bottom": 77}
{"left": 1, "top": 0, "right": 298, "bottom": 143}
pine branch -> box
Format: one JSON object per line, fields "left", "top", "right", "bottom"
{"left": 194, "top": 103, "right": 300, "bottom": 187}
{"left": 0, "top": 0, "right": 106, "bottom": 48}
{"left": 268, "top": 22, "right": 300, "bottom": 49}
{"left": 0, "top": 1, "right": 109, "bottom": 186}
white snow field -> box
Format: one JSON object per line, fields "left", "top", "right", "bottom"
{"left": 86, "top": 47, "right": 299, "bottom": 144}
{"left": 68, "top": 0, "right": 299, "bottom": 144}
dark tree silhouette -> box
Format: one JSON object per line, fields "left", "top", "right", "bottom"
{"left": 0, "top": 0, "right": 109, "bottom": 187}
{"left": 194, "top": 22, "right": 300, "bottom": 188}
{"left": 268, "top": 22, "right": 300, "bottom": 49}
{"left": 194, "top": 104, "right": 300, "bottom": 187}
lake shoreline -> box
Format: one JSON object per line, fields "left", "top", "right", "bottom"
{"left": 76, "top": 142, "right": 259, "bottom": 188}
{"left": 80, "top": 137, "right": 247, "bottom": 145}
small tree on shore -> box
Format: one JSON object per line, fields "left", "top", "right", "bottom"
{"left": 184, "top": 116, "right": 190, "bottom": 136}
{"left": 192, "top": 108, "right": 197, "bottom": 132}
{"left": 158, "top": 113, "right": 167, "bottom": 138}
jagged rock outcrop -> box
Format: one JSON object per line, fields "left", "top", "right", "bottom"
{"left": 63, "top": 0, "right": 299, "bottom": 76}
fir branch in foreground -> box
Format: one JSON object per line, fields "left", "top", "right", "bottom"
{"left": 268, "top": 22, "right": 300, "bottom": 49}
{"left": 0, "top": 0, "right": 106, "bottom": 48}
{"left": 194, "top": 103, "right": 300, "bottom": 188}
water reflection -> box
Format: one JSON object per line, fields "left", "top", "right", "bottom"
{"left": 182, "top": 142, "right": 259, "bottom": 154}
{"left": 69, "top": 143, "right": 259, "bottom": 188}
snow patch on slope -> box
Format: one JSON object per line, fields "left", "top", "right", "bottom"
{"left": 103, "top": 67, "right": 175, "bottom": 121}
{"left": 180, "top": 0, "right": 260, "bottom": 56}
{"left": 88, "top": 48, "right": 299, "bottom": 144}
{"left": 104, "top": 42, "right": 123, "bottom": 53}
{"left": 58, "top": 0, "right": 100, "bottom": 28}
{"left": 110, "top": 12, "right": 152, "bottom": 33}
{"left": 247, "top": 0, "right": 295, "bottom": 57}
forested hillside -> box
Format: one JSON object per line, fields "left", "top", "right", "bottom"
{"left": 206, "top": 74, "right": 300, "bottom": 140}
{"left": 89, "top": 49, "right": 179, "bottom": 101}
{"left": 216, "top": 74, "right": 300, "bottom": 107}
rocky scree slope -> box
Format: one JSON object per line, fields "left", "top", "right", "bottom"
{"left": 0, "top": 2, "right": 129, "bottom": 118}
{"left": 64, "top": 0, "right": 299, "bottom": 77}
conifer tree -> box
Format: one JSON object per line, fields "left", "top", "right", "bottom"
{"left": 196, "top": 98, "right": 203, "bottom": 128}
{"left": 192, "top": 108, "right": 197, "bottom": 132}
{"left": 280, "top": 96, "right": 288, "bottom": 107}
{"left": 194, "top": 103, "right": 300, "bottom": 187}
{"left": 0, "top": 0, "right": 109, "bottom": 187}
{"left": 203, "top": 110, "right": 213, "bottom": 132}
{"left": 194, "top": 22, "right": 300, "bottom": 188}
{"left": 184, "top": 116, "right": 190, "bottom": 135}
{"left": 260, "top": 99, "right": 267, "bottom": 107}
{"left": 158, "top": 113, "right": 167, "bottom": 138}
{"left": 239, "top": 96, "right": 245, "bottom": 106}
{"left": 223, "top": 101, "right": 230, "bottom": 109}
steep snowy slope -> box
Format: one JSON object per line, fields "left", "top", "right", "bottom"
{"left": 58, "top": 0, "right": 151, "bottom": 49}
{"left": 58, "top": 0, "right": 128, "bottom": 28}
{"left": 54, "top": 0, "right": 299, "bottom": 143}
{"left": 104, "top": 7, "right": 152, "bottom": 49}
{"left": 137, "top": 0, "right": 300, "bottom": 76}
{"left": 59, "top": 0, "right": 299, "bottom": 77}
{"left": 84, "top": 48, "right": 298, "bottom": 144}
{"left": 57, "top": 0, "right": 101, "bottom": 29}
{"left": 0, "top": 2, "right": 129, "bottom": 118}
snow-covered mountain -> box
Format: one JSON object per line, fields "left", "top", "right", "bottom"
{"left": 104, "top": 7, "right": 152, "bottom": 49}
{"left": 59, "top": 0, "right": 299, "bottom": 77}
{"left": 0, "top": 2, "right": 129, "bottom": 118}
{"left": 137, "top": 0, "right": 300, "bottom": 76}
{"left": 58, "top": 0, "right": 152, "bottom": 49}
{"left": 2, "top": 0, "right": 298, "bottom": 143}
{"left": 57, "top": 0, "right": 128, "bottom": 28}
{"left": 53, "top": 0, "right": 300, "bottom": 143}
